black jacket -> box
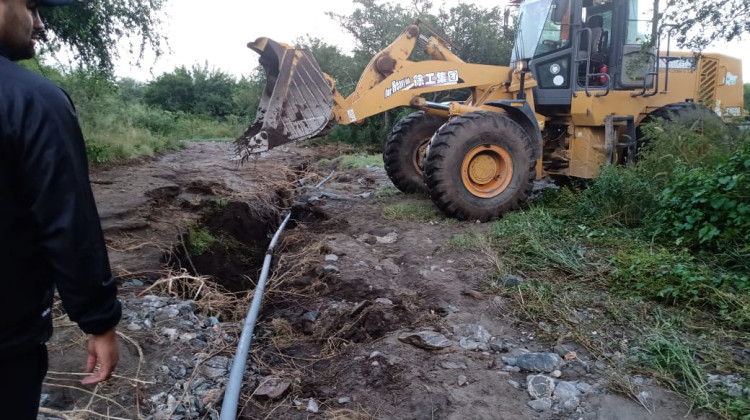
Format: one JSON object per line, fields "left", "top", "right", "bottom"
{"left": 0, "top": 47, "right": 121, "bottom": 354}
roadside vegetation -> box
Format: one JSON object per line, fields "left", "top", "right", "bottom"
{"left": 465, "top": 118, "right": 750, "bottom": 419}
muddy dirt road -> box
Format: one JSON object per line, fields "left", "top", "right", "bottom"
{"left": 39, "top": 141, "right": 711, "bottom": 420}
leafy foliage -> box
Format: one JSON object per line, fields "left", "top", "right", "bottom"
{"left": 663, "top": 0, "right": 750, "bottom": 51}
{"left": 654, "top": 144, "right": 750, "bottom": 251}
{"left": 41, "top": 0, "right": 166, "bottom": 72}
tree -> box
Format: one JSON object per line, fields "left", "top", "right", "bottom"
{"left": 143, "top": 66, "right": 194, "bottom": 113}
{"left": 436, "top": 3, "right": 513, "bottom": 66}
{"left": 40, "top": 0, "right": 167, "bottom": 72}
{"left": 663, "top": 0, "right": 750, "bottom": 50}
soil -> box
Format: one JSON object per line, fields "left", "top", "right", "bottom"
{"left": 40, "top": 141, "right": 715, "bottom": 420}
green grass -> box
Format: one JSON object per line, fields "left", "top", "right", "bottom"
{"left": 186, "top": 223, "right": 216, "bottom": 256}
{"left": 381, "top": 200, "right": 442, "bottom": 222}
{"left": 477, "top": 121, "right": 750, "bottom": 418}
{"left": 339, "top": 154, "right": 384, "bottom": 169}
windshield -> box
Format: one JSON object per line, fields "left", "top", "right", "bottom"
{"left": 511, "top": 0, "right": 571, "bottom": 63}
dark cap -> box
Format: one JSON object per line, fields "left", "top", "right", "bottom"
{"left": 39, "top": 0, "right": 74, "bottom": 5}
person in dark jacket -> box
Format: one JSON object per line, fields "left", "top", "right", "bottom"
{"left": 0, "top": 0, "right": 122, "bottom": 417}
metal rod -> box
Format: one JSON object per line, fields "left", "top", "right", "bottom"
{"left": 219, "top": 212, "right": 292, "bottom": 420}
{"left": 425, "top": 101, "right": 450, "bottom": 110}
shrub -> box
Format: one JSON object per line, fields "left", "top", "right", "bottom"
{"left": 654, "top": 144, "right": 750, "bottom": 252}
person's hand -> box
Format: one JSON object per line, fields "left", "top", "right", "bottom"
{"left": 82, "top": 327, "right": 119, "bottom": 385}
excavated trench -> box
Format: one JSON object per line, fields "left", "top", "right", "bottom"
{"left": 168, "top": 199, "right": 280, "bottom": 292}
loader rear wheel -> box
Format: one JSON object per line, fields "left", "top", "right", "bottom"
{"left": 633, "top": 102, "right": 722, "bottom": 161}
{"left": 384, "top": 111, "right": 446, "bottom": 193}
{"left": 423, "top": 111, "right": 536, "bottom": 221}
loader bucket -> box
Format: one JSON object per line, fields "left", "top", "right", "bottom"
{"left": 235, "top": 37, "right": 334, "bottom": 159}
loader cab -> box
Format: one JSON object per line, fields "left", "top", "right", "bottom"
{"left": 511, "top": 0, "right": 657, "bottom": 113}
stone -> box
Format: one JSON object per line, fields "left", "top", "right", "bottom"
{"left": 516, "top": 352, "right": 563, "bottom": 373}
{"left": 440, "top": 360, "right": 467, "bottom": 370}
{"left": 324, "top": 254, "right": 339, "bottom": 262}
{"left": 458, "top": 375, "right": 468, "bottom": 386}
{"left": 527, "top": 397, "right": 553, "bottom": 412}
{"left": 375, "top": 232, "right": 398, "bottom": 244}
{"left": 375, "top": 298, "right": 393, "bottom": 305}
{"left": 453, "top": 324, "right": 492, "bottom": 343}
{"left": 398, "top": 331, "right": 453, "bottom": 350}
{"left": 307, "top": 398, "right": 320, "bottom": 413}
{"left": 490, "top": 339, "right": 509, "bottom": 353}
{"left": 301, "top": 311, "right": 320, "bottom": 322}
{"left": 575, "top": 381, "right": 595, "bottom": 394}
{"left": 338, "top": 396, "right": 351, "bottom": 404}
{"left": 459, "top": 338, "right": 479, "bottom": 351}
{"left": 380, "top": 259, "right": 400, "bottom": 275}
{"left": 502, "top": 274, "right": 525, "bottom": 287}
{"left": 323, "top": 265, "right": 340, "bottom": 273}
{"left": 553, "top": 381, "right": 581, "bottom": 411}
{"left": 551, "top": 370, "right": 562, "bottom": 378}
{"left": 254, "top": 376, "right": 291, "bottom": 400}
{"left": 508, "top": 380, "right": 521, "bottom": 389}
{"left": 527, "top": 375, "right": 556, "bottom": 399}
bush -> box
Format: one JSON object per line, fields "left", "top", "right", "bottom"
{"left": 654, "top": 144, "right": 750, "bottom": 252}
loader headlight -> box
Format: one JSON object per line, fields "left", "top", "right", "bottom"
{"left": 515, "top": 59, "right": 529, "bottom": 72}
{"left": 549, "top": 63, "right": 561, "bottom": 74}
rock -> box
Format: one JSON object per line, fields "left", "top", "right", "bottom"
{"left": 254, "top": 376, "right": 291, "bottom": 400}
{"left": 637, "top": 390, "right": 653, "bottom": 409}
{"left": 161, "top": 327, "right": 179, "bottom": 341}
{"left": 490, "top": 339, "right": 509, "bottom": 353}
{"left": 307, "top": 398, "right": 320, "bottom": 413}
{"left": 323, "top": 265, "right": 340, "bottom": 273}
{"left": 502, "top": 357, "right": 517, "bottom": 366}
{"left": 551, "top": 369, "right": 562, "bottom": 378}
{"left": 358, "top": 192, "right": 372, "bottom": 198}
{"left": 508, "top": 380, "right": 521, "bottom": 389}
{"left": 127, "top": 322, "right": 143, "bottom": 331}
{"left": 453, "top": 324, "right": 492, "bottom": 343}
{"left": 516, "top": 352, "right": 563, "bottom": 373}
{"left": 325, "top": 254, "right": 339, "bottom": 262}
{"left": 458, "top": 375, "right": 468, "bottom": 386}
{"left": 369, "top": 351, "right": 381, "bottom": 359}
{"left": 375, "top": 232, "right": 398, "bottom": 244}
{"left": 576, "top": 381, "right": 595, "bottom": 394}
{"left": 503, "top": 365, "right": 521, "bottom": 372}
{"left": 353, "top": 261, "right": 369, "bottom": 268}
{"left": 553, "top": 381, "right": 581, "bottom": 411}
{"left": 502, "top": 274, "right": 525, "bottom": 287}
{"left": 375, "top": 298, "right": 393, "bottom": 305}
{"left": 338, "top": 396, "right": 351, "bottom": 404}
{"left": 459, "top": 338, "right": 479, "bottom": 351}
{"left": 301, "top": 311, "right": 320, "bottom": 322}
{"left": 398, "top": 331, "right": 453, "bottom": 350}
{"left": 380, "top": 258, "right": 400, "bottom": 275}
{"left": 527, "top": 374, "right": 556, "bottom": 399}
{"left": 440, "top": 361, "right": 467, "bottom": 370}
{"left": 527, "top": 397, "right": 553, "bottom": 412}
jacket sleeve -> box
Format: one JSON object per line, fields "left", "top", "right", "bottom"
{"left": 17, "top": 83, "right": 121, "bottom": 335}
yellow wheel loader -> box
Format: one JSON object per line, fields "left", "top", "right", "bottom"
{"left": 236, "top": 0, "right": 744, "bottom": 221}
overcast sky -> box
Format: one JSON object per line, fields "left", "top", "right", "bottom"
{"left": 114, "top": 0, "right": 750, "bottom": 83}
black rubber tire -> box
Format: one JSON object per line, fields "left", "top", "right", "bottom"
{"left": 634, "top": 102, "right": 722, "bottom": 160}
{"left": 383, "top": 111, "right": 446, "bottom": 193}
{"left": 423, "top": 111, "right": 536, "bottom": 221}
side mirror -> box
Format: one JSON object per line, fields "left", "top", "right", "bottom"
{"left": 551, "top": 0, "right": 569, "bottom": 24}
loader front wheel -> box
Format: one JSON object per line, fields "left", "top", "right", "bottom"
{"left": 423, "top": 111, "right": 535, "bottom": 221}
{"left": 384, "top": 111, "right": 446, "bottom": 193}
